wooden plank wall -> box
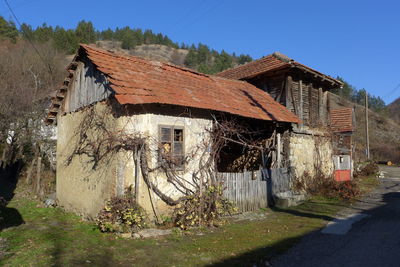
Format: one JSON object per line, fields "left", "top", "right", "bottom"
{"left": 248, "top": 72, "right": 334, "bottom": 128}
{"left": 288, "top": 77, "right": 329, "bottom": 127}
{"left": 250, "top": 74, "right": 286, "bottom": 105}
{"left": 220, "top": 168, "right": 292, "bottom": 212}
{"left": 220, "top": 170, "right": 267, "bottom": 212}
{"left": 64, "top": 59, "right": 113, "bottom": 113}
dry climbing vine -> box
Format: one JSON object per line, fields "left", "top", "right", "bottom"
{"left": 67, "top": 105, "right": 276, "bottom": 227}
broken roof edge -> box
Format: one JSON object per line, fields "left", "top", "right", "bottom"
{"left": 273, "top": 51, "right": 344, "bottom": 87}
{"left": 218, "top": 51, "right": 344, "bottom": 88}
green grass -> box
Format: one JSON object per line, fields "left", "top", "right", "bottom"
{"left": 357, "top": 174, "right": 380, "bottom": 194}
{"left": 0, "top": 176, "right": 379, "bottom": 267}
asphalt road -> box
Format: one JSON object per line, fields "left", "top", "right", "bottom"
{"left": 272, "top": 166, "right": 400, "bottom": 267}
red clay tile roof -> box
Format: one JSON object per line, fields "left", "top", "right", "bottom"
{"left": 330, "top": 108, "right": 354, "bottom": 132}
{"left": 217, "top": 52, "right": 343, "bottom": 87}
{"left": 217, "top": 54, "right": 290, "bottom": 80}
{"left": 47, "top": 45, "right": 300, "bottom": 124}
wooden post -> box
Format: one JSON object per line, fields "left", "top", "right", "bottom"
{"left": 299, "top": 80, "right": 303, "bottom": 123}
{"left": 35, "top": 156, "right": 42, "bottom": 194}
{"left": 365, "top": 92, "right": 370, "bottom": 159}
{"left": 285, "top": 75, "right": 293, "bottom": 111}
{"left": 318, "top": 87, "right": 323, "bottom": 125}
{"left": 309, "top": 83, "right": 313, "bottom": 124}
{"left": 277, "top": 133, "right": 282, "bottom": 168}
{"left": 26, "top": 158, "right": 36, "bottom": 185}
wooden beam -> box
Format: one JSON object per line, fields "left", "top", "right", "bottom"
{"left": 277, "top": 133, "right": 282, "bottom": 168}
{"left": 319, "top": 87, "right": 323, "bottom": 125}
{"left": 276, "top": 79, "right": 285, "bottom": 103}
{"left": 299, "top": 80, "right": 303, "bottom": 123}
{"left": 285, "top": 75, "right": 293, "bottom": 111}
{"left": 309, "top": 82, "right": 313, "bottom": 124}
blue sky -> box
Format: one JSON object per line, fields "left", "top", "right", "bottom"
{"left": 1, "top": 0, "right": 399, "bottom": 104}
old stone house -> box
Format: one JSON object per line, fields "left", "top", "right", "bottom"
{"left": 46, "top": 45, "right": 299, "bottom": 219}
{"left": 217, "top": 52, "right": 347, "bottom": 180}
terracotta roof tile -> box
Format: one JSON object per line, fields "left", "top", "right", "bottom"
{"left": 330, "top": 108, "right": 354, "bottom": 132}
{"left": 71, "top": 44, "right": 300, "bottom": 123}
{"left": 217, "top": 52, "right": 343, "bottom": 87}
{"left": 217, "top": 55, "right": 289, "bottom": 80}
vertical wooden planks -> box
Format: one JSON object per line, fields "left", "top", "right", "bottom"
{"left": 299, "top": 80, "right": 303, "bottom": 122}
{"left": 219, "top": 170, "right": 269, "bottom": 212}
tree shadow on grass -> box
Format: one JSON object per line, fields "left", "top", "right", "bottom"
{"left": 0, "top": 161, "right": 25, "bottom": 232}
{"left": 207, "top": 236, "right": 303, "bottom": 267}
{"left": 270, "top": 206, "right": 336, "bottom": 221}
{"left": 44, "top": 222, "right": 115, "bottom": 267}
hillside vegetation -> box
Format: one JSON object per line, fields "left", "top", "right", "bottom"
{"left": 330, "top": 93, "right": 400, "bottom": 163}
{"left": 388, "top": 97, "right": 400, "bottom": 124}
{"left": 1, "top": 17, "right": 252, "bottom": 74}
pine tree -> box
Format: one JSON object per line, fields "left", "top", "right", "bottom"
{"left": 100, "top": 28, "right": 114, "bottom": 40}
{"left": 212, "top": 50, "right": 233, "bottom": 73}
{"left": 0, "top": 16, "right": 18, "bottom": 42}
{"left": 33, "top": 23, "right": 54, "bottom": 42}
{"left": 75, "top": 20, "right": 96, "bottom": 44}
{"left": 121, "top": 31, "right": 136, "bottom": 50}
{"left": 53, "top": 27, "right": 79, "bottom": 53}
{"left": 238, "top": 54, "right": 252, "bottom": 65}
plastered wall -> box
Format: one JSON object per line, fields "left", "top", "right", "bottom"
{"left": 56, "top": 102, "right": 213, "bottom": 220}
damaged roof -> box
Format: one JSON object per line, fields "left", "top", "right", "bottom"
{"left": 217, "top": 52, "right": 343, "bottom": 87}
{"left": 330, "top": 108, "right": 354, "bottom": 133}
{"left": 47, "top": 44, "right": 300, "bottom": 124}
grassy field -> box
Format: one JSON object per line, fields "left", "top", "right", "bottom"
{"left": 0, "top": 175, "right": 379, "bottom": 267}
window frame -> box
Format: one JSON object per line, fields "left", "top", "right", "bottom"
{"left": 158, "top": 125, "right": 185, "bottom": 170}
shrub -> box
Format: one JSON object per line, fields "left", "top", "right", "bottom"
{"left": 294, "top": 171, "right": 361, "bottom": 201}
{"left": 354, "top": 161, "right": 379, "bottom": 177}
{"left": 173, "top": 185, "right": 236, "bottom": 230}
{"left": 97, "top": 194, "right": 147, "bottom": 233}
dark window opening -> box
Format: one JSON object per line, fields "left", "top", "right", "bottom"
{"left": 159, "top": 126, "right": 184, "bottom": 169}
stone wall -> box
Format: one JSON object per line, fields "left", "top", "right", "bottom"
{"left": 288, "top": 130, "right": 334, "bottom": 182}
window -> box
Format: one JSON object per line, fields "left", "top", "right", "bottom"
{"left": 159, "top": 126, "right": 184, "bottom": 168}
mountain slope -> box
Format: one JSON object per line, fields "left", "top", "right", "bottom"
{"left": 330, "top": 93, "right": 400, "bottom": 163}
{"left": 388, "top": 97, "right": 400, "bottom": 124}
{"left": 97, "top": 41, "right": 189, "bottom": 66}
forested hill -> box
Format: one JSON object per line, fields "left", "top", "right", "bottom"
{"left": 0, "top": 17, "right": 252, "bottom": 75}
{"left": 388, "top": 97, "right": 400, "bottom": 123}
{"left": 0, "top": 16, "right": 388, "bottom": 113}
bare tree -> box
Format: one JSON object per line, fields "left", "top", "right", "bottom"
{"left": 0, "top": 40, "right": 65, "bottom": 175}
